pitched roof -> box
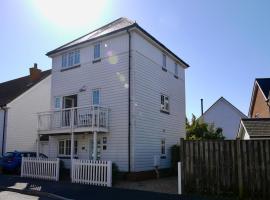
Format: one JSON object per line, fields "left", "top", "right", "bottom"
{"left": 256, "top": 78, "right": 270, "bottom": 99}
{"left": 202, "top": 96, "right": 247, "bottom": 118}
{"left": 47, "top": 17, "right": 135, "bottom": 55}
{"left": 0, "top": 70, "right": 51, "bottom": 106}
{"left": 46, "top": 17, "right": 189, "bottom": 68}
{"left": 241, "top": 118, "right": 270, "bottom": 137}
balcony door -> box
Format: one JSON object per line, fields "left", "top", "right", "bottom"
{"left": 62, "top": 95, "right": 77, "bottom": 127}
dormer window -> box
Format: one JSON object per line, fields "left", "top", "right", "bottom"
{"left": 61, "top": 50, "right": 80, "bottom": 69}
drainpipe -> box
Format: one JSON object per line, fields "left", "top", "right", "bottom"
{"left": 0, "top": 106, "right": 7, "bottom": 156}
{"left": 127, "top": 29, "right": 131, "bottom": 173}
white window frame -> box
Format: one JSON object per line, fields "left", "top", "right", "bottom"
{"left": 161, "top": 139, "right": 166, "bottom": 155}
{"left": 162, "top": 53, "right": 166, "bottom": 69}
{"left": 93, "top": 43, "right": 101, "bottom": 60}
{"left": 92, "top": 89, "right": 100, "bottom": 105}
{"left": 102, "top": 137, "right": 107, "bottom": 150}
{"left": 54, "top": 96, "right": 62, "bottom": 109}
{"left": 174, "top": 62, "right": 179, "bottom": 77}
{"left": 61, "top": 49, "right": 80, "bottom": 69}
{"left": 58, "top": 139, "right": 78, "bottom": 157}
{"left": 160, "top": 94, "right": 169, "bottom": 112}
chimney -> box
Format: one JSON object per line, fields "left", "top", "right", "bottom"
{"left": 29, "top": 63, "right": 42, "bottom": 81}
{"left": 201, "top": 98, "right": 204, "bottom": 116}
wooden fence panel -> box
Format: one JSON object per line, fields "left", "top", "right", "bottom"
{"left": 180, "top": 139, "right": 270, "bottom": 199}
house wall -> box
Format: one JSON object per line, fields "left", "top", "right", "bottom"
{"left": 50, "top": 33, "right": 130, "bottom": 171}
{"left": 0, "top": 109, "right": 5, "bottom": 155}
{"left": 130, "top": 31, "right": 186, "bottom": 171}
{"left": 202, "top": 98, "right": 246, "bottom": 139}
{"left": 49, "top": 30, "right": 187, "bottom": 172}
{"left": 251, "top": 87, "right": 270, "bottom": 118}
{"left": 5, "top": 76, "right": 51, "bottom": 152}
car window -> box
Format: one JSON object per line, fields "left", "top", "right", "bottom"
{"left": 3, "top": 152, "right": 14, "bottom": 157}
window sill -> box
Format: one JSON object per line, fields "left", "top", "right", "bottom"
{"left": 174, "top": 75, "right": 179, "bottom": 79}
{"left": 92, "top": 58, "right": 101, "bottom": 64}
{"left": 60, "top": 64, "right": 81, "bottom": 72}
{"left": 160, "top": 155, "right": 166, "bottom": 159}
{"left": 160, "top": 110, "right": 170, "bottom": 115}
{"left": 162, "top": 67, "right": 167, "bottom": 72}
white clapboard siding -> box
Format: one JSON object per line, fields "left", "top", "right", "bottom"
{"left": 21, "top": 157, "right": 60, "bottom": 181}
{"left": 72, "top": 159, "right": 112, "bottom": 187}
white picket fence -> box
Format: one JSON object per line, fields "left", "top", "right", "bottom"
{"left": 21, "top": 157, "right": 60, "bottom": 181}
{"left": 72, "top": 159, "right": 112, "bottom": 187}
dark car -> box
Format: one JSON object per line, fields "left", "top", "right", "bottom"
{"left": 1, "top": 151, "right": 48, "bottom": 173}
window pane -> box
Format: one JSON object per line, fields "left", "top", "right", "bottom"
{"left": 161, "top": 139, "right": 165, "bottom": 155}
{"left": 62, "top": 54, "right": 67, "bottom": 68}
{"left": 59, "top": 141, "right": 65, "bottom": 155}
{"left": 55, "top": 97, "right": 61, "bottom": 109}
{"left": 68, "top": 52, "right": 74, "bottom": 66}
{"left": 65, "top": 140, "right": 71, "bottom": 155}
{"left": 92, "top": 89, "right": 100, "bottom": 105}
{"left": 94, "top": 43, "right": 100, "bottom": 59}
{"left": 74, "top": 50, "right": 80, "bottom": 64}
{"left": 175, "top": 63, "right": 178, "bottom": 76}
{"left": 162, "top": 54, "right": 166, "bottom": 67}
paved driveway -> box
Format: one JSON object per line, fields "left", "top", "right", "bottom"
{"left": 115, "top": 176, "right": 178, "bottom": 194}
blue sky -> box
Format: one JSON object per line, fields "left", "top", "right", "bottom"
{"left": 1, "top": 0, "right": 270, "bottom": 118}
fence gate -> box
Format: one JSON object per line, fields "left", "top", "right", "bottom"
{"left": 71, "top": 159, "right": 112, "bottom": 187}
{"left": 21, "top": 157, "right": 60, "bottom": 181}
{"left": 180, "top": 139, "right": 270, "bottom": 199}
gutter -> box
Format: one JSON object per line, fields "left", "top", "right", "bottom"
{"left": 127, "top": 29, "right": 131, "bottom": 173}
{"left": 0, "top": 106, "right": 7, "bottom": 156}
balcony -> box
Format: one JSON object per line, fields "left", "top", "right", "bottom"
{"left": 37, "top": 105, "right": 109, "bottom": 134}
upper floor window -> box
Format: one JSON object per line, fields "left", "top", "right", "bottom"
{"left": 174, "top": 63, "right": 179, "bottom": 77}
{"left": 160, "top": 94, "right": 169, "bottom": 113}
{"left": 94, "top": 43, "right": 101, "bottom": 60}
{"left": 62, "top": 50, "right": 80, "bottom": 69}
{"left": 162, "top": 54, "right": 166, "bottom": 69}
{"left": 92, "top": 89, "right": 100, "bottom": 105}
{"left": 161, "top": 139, "right": 166, "bottom": 155}
{"left": 54, "top": 97, "right": 62, "bottom": 109}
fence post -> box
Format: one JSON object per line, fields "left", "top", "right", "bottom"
{"left": 107, "top": 161, "right": 112, "bottom": 187}
{"left": 21, "top": 157, "right": 25, "bottom": 177}
{"left": 237, "top": 138, "right": 244, "bottom": 199}
{"left": 178, "top": 162, "right": 182, "bottom": 195}
{"left": 56, "top": 158, "right": 60, "bottom": 181}
{"left": 180, "top": 138, "right": 185, "bottom": 193}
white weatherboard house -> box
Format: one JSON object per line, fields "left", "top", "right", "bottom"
{"left": 201, "top": 97, "right": 247, "bottom": 139}
{"left": 0, "top": 65, "right": 51, "bottom": 155}
{"left": 37, "top": 18, "right": 189, "bottom": 173}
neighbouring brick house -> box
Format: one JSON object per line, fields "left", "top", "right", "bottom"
{"left": 248, "top": 78, "right": 270, "bottom": 118}
{"left": 238, "top": 78, "right": 270, "bottom": 139}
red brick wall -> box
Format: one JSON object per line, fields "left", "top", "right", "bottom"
{"left": 251, "top": 88, "right": 270, "bottom": 118}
